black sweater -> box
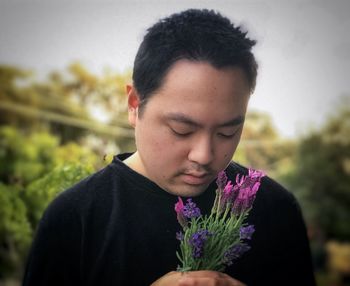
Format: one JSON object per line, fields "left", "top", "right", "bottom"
{"left": 23, "top": 154, "right": 316, "bottom": 286}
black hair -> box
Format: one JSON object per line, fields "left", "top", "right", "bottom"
{"left": 132, "top": 9, "right": 258, "bottom": 110}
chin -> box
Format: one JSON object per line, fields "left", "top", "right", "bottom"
{"left": 165, "top": 184, "right": 208, "bottom": 197}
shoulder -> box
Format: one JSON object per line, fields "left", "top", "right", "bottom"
{"left": 51, "top": 165, "right": 113, "bottom": 203}
{"left": 40, "top": 164, "right": 121, "bottom": 224}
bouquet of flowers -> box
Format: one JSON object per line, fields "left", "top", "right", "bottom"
{"left": 175, "top": 168, "right": 265, "bottom": 272}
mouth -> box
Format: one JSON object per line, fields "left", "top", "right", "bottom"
{"left": 181, "top": 172, "right": 211, "bottom": 186}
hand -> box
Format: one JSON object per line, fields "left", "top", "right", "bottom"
{"left": 151, "top": 270, "right": 246, "bottom": 286}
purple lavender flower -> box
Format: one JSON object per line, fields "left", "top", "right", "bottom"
{"left": 248, "top": 168, "right": 265, "bottom": 179}
{"left": 223, "top": 180, "right": 233, "bottom": 197}
{"left": 232, "top": 169, "right": 265, "bottom": 215}
{"left": 222, "top": 243, "right": 251, "bottom": 266}
{"left": 176, "top": 231, "right": 184, "bottom": 241}
{"left": 175, "top": 197, "right": 184, "bottom": 213}
{"left": 175, "top": 197, "right": 187, "bottom": 228}
{"left": 218, "top": 180, "right": 237, "bottom": 212}
{"left": 175, "top": 169, "right": 261, "bottom": 271}
{"left": 183, "top": 199, "right": 201, "bottom": 219}
{"left": 216, "top": 171, "right": 228, "bottom": 191}
{"left": 232, "top": 183, "right": 259, "bottom": 214}
{"left": 223, "top": 180, "right": 239, "bottom": 203}
{"left": 234, "top": 169, "right": 264, "bottom": 191}
{"left": 239, "top": 225, "right": 255, "bottom": 240}
{"left": 189, "top": 229, "right": 212, "bottom": 258}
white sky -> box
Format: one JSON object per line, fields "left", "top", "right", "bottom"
{"left": 0, "top": 0, "right": 349, "bottom": 138}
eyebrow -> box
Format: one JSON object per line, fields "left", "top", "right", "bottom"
{"left": 165, "top": 112, "right": 245, "bottom": 128}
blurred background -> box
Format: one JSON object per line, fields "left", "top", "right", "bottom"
{"left": 0, "top": 0, "right": 349, "bottom": 285}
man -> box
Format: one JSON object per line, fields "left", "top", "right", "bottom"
{"left": 23, "top": 9, "right": 316, "bottom": 286}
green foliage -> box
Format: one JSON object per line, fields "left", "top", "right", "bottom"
{"left": 24, "top": 163, "right": 93, "bottom": 229}
{"left": 0, "top": 183, "right": 32, "bottom": 277}
{"left": 0, "top": 126, "right": 98, "bottom": 277}
{"left": 0, "top": 126, "right": 59, "bottom": 185}
{"left": 234, "top": 111, "right": 297, "bottom": 180}
{"left": 0, "top": 65, "right": 88, "bottom": 138}
{"left": 0, "top": 63, "right": 134, "bottom": 149}
{"left": 286, "top": 98, "right": 350, "bottom": 240}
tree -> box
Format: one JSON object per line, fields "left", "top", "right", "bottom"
{"left": 0, "top": 183, "right": 32, "bottom": 278}
{"left": 234, "top": 110, "right": 297, "bottom": 180}
{"left": 0, "top": 64, "right": 134, "bottom": 150}
{"left": 0, "top": 126, "right": 99, "bottom": 277}
{"left": 286, "top": 97, "right": 350, "bottom": 240}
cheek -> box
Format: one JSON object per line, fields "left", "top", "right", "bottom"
{"left": 218, "top": 139, "right": 240, "bottom": 162}
{"left": 142, "top": 127, "right": 182, "bottom": 158}
{"left": 221, "top": 150, "right": 233, "bottom": 163}
{"left": 155, "top": 126, "right": 188, "bottom": 151}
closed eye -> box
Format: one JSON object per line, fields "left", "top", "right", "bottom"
{"left": 170, "top": 128, "right": 193, "bottom": 137}
{"left": 218, "top": 131, "right": 237, "bottom": 139}
{"left": 218, "top": 133, "right": 234, "bottom": 138}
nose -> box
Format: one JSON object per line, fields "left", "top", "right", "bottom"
{"left": 188, "top": 135, "right": 214, "bottom": 166}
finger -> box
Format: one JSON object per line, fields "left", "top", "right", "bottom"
{"left": 184, "top": 270, "right": 226, "bottom": 278}
{"left": 179, "top": 271, "right": 246, "bottom": 286}
{"left": 179, "top": 277, "right": 244, "bottom": 286}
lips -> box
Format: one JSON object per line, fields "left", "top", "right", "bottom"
{"left": 182, "top": 172, "right": 211, "bottom": 185}
{"left": 185, "top": 172, "right": 208, "bottom": 177}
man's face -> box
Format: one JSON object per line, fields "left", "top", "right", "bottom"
{"left": 126, "top": 60, "right": 250, "bottom": 197}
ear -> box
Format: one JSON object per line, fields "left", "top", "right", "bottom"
{"left": 126, "top": 84, "right": 140, "bottom": 128}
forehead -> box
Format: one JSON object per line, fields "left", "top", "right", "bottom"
{"left": 151, "top": 60, "right": 249, "bottom": 103}
{"left": 142, "top": 60, "right": 250, "bottom": 125}
{"left": 155, "top": 59, "right": 249, "bottom": 97}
